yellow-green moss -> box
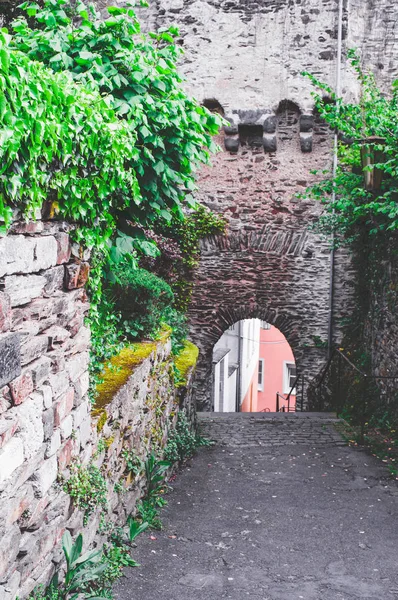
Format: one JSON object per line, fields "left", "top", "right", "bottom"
{"left": 96, "top": 411, "right": 107, "bottom": 432}
{"left": 93, "top": 342, "right": 156, "bottom": 414}
{"left": 174, "top": 340, "right": 199, "bottom": 387}
{"left": 104, "top": 436, "right": 115, "bottom": 448}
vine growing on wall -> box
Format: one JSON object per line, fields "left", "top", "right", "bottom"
{"left": 304, "top": 50, "right": 398, "bottom": 242}
{"left": 3, "top": 0, "right": 225, "bottom": 386}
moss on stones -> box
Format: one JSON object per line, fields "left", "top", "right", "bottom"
{"left": 174, "top": 340, "right": 199, "bottom": 387}
{"left": 94, "top": 342, "right": 157, "bottom": 414}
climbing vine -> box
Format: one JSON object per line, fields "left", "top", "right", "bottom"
{"left": 304, "top": 50, "right": 398, "bottom": 241}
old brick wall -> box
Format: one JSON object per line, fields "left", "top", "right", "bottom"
{"left": 0, "top": 219, "right": 196, "bottom": 599}
{"left": 133, "top": 0, "right": 398, "bottom": 409}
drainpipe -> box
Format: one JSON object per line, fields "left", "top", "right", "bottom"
{"left": 327, "top": 0, "right": 344, "bottom": 358}
{"left": 236, "top": 321, "right": 243, "bottom": 412}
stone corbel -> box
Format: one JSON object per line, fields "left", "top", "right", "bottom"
{"left": 299, "top": 114, "right": 313, "bottom": 153}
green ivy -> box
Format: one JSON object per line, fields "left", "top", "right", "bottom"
{"left": 11, "top": 0, "right": 222, "bottom": 229}
{"left": 0, "top": 31, "right": 137, "bottom": 239}
{"left": 303, "top": 50, "right": 398, "bottom": 240}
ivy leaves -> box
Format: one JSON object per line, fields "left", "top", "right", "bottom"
{"left": 304, "top": 51, "right": 398, "bottom": 238}
{"left": 11, "top": 0, "right": 222, "bottom": 230}
{"left": 0, "top": 32, "right": 138, "bottom": 239}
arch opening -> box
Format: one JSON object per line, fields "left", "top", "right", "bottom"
{"left": 211, "top": 318, "right": 298, "bottom": 413}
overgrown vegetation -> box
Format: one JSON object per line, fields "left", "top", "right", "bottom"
{"left": 62, "top": 462, "right": 108, "bottom": 525}
{"left": 164, "top": 410, "right": 212, "bottom": 463}
{"left": 1, "top": 0, "right": 225, "bottom": 396}
{"left": 304, "top": 49, "right": 398, "bottom": 242}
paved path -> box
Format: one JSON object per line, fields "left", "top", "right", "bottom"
{"left": 116, "top": 413, "right": 398, "bottom": 600}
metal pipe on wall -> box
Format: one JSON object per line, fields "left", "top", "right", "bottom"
{"left": 327, "top": 0, "right": 345, "bottom": 358}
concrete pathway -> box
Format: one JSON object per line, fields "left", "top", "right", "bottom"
{"left": 115, "top": 413, "right": 398, "bottom": 600}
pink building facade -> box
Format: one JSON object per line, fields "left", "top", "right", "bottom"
{"left": 256, "top": 325, "right": 296, "bottom": 413}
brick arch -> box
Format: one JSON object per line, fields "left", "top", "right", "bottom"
{"left": 185, "top": 100, "right": 355, "bottom": 410}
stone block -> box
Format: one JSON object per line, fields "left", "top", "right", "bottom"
{"left": 59, "top": 415, "right": 73, "bottom": 441}
{"left": 1, "top": 275, "right": 46, "bottom": 307}
{"left": 45, "top": 325, "right": 70, "bottom": 347}
{"left": 300, "top": 132, "right": 313, "bottom": 152}
{"left": 263, "top": 134, "right": 277, "bottom": 152}
{"left": 0, "top": 236, "right": 35, "bottom": 277}
{"left": 17, "top": 394, "right": 44, "bottom": 460}
{"left": 34, "top": 237, "right": 58, "bottom": 272}
{"left": 55, "top": 232, "right": 71, "bottom": 265}
{"left": 0, "top": 483, "right": 34, "bottom": 526}
{"left": 45, "top": 429, "right": 61, "bottom": 457}
{"left": 39, "top": 384, "right": 52, "bottom": 409}
{"left": 72, "top": 402, "right": 88, "bottom": 429}
{"left": 263, "top": 114, "right": 277, "bottom": 134}
{"left": 0, "top": 333, "right": 21, "bottom": 388}
{"left": 42, "top": 408, "right": 54, "bottom": 441}
{"left": 78, "top": 416, "right": 92, "bottom": 448}
{"left": 300, "top": 114, "right": 314, "bottom": 132}
{"left": 43, "top": 266, "right": 65, "bottom": 297}
{"left": 0, "top": 567, "right": 20, "bottom": 600}
{"left": 224, "top": 136, "right": 239, "bottom": 153}
{"left": 20, "top": 335, "right": 49, "bottom": 367}
{"left": 54, "top": 388, "right": 74, "bottom": 427}
{"left": 9, "top": 370, "right": 33, "bottom": 405}
{"left": 0, "top": 293, "right": 11, "bottom": 333}
{"left": 30, "top": 357, "right": 52, "bottom": 388}
{"left": 66, "top": 326, "right": 90, "bottom": 356}
{"left": 0, "top": 437, "right": 24, "bottom": 484}
{"left": 66, "top": 352, "right": 89, "bottom": 383}
{"left": 57, "top": 438, "right": 74, "bottom": 472}
{"left": 31, "top": 454, "right": 57, "bottom": 497}
{"left": 0, "top": 415, "right": 19, "bottom": 449}
{"left": 64, "top": 262, "right": 90, "bottom": 290}
{"left": 48, "top": 371, "right": 70, "bottom": 399}
{"left": 0, "top": 525, "right": 21, "bottom": 580}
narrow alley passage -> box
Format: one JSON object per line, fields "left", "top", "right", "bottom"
{"left": 116, "top": 414, "right": 398, "bottom": 600}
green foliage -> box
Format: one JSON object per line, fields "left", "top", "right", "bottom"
{"left": 47, "top": 531, "right": 108, "bottom": 600}
{"left": 127, "top": 517, "right": 149, "bottom": 542}
{"left": 164, "top": 411, "right": 197, "bottom": 463}
{"left": 110, "top": 265, "right": 174, "bottom": 340}
{"left": 0, "top": 31, "right": 137, "bottom": 239}
{"left": 121, "top": 449, "right": 143, "bottom": 477}
{"left": 164, "top": 410, "right": 214, "bottom": 463}
{"left": 159, "top": 205, "right": 227, "bottom": 269}
{"left": 62, "top": 462, "right": 108, "bottom": 525}
{"left": 303, "top": 50, "right": 398, "bottom": 240}
{"left": 144, "top": 453, "right": 171, "bottom": 499}
{"left": 136, "top": 499, "right": 162, "bottom": 531}
{"left": 11, "top": 0, "right": 221, "bottom": 229}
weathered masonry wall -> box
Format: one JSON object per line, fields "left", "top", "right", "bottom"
{"left": 364, "top": 235, "right": 398, "bottom": 403}
{"left": 0, "top": 220, "right": 196, "bottom": 599}
{"left": 135, "top": 0, "right": 398, "bottom": 409}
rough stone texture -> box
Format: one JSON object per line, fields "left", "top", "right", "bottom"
{"left": 0, "top": 218, "right": 197, "bottom": 599}
{"left": 115, "top": 413, "right": 398, "bottom": 600}
{"left": 134, "top": 0, "right": 398, "bottom": 409}
{"left": 0, "top": 220, "right": 92, "bottom": 598}
{"left": 364, "top": 233, "right": 398, "bottom": 403}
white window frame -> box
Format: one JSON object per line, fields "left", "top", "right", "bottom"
{"left": 258, "top": 358, "right": 264, "bottom": 391}
{"left": 283, "top": 362, "right": 297, "bottom": 395}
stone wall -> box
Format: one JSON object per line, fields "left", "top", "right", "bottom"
{"left": 133, "top": 0, "right": 398, "bottom": 409}
{"left": 0, "top": 220, "right": 196, "bottom": 600}
{"left": 364, "top": 234, "right": 398, "bottom": 403}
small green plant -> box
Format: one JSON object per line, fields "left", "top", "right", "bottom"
{"left": 164, "top": 410, "right": 213, "bottom": 463}
{"left": 110, "top": 265, "right": 174, "bottom": 341}
{"left": 127, "top": 518, "right": 149, "bottom": 542}
{"left": 136, "top": 499, "right": 163, "bottom": 531}
{"left": 63, "top": 462, "right": 108, "bottom": 525}
{"left": 49, "top": 531, "right": 107, "bottom": 600}
{"left": 144, "top": 453, "right": 171, "bottom": 499}
{"left": 121, "top": 449, "right": 143, "bottom": 478}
